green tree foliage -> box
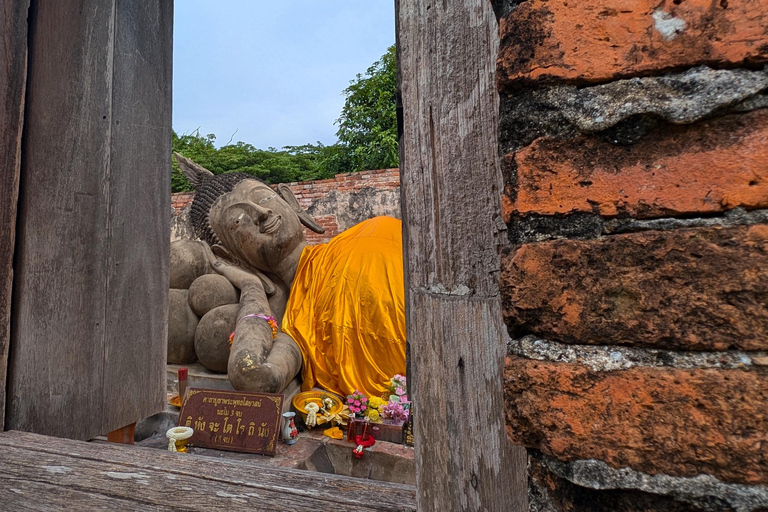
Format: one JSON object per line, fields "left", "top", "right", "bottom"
{"left": 171, "top": 131, "right": 340, "bottom": 192}
{"left": 335, "top": 45, "right": 398, "bottom": 172}
{"left": 172, "top": 45, "right": 398, "bottom": 192}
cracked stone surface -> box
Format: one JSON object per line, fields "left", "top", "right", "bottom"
{"left": 541, "top": 453, "right": 768, "bottom": 512}
{"left": 508, "top": 335, "right": 768, "bottom": 372}
{"left": 500, "top": 66, "right": 768, "bottom": 152}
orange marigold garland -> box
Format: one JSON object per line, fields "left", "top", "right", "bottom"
{"left": 228, "top": 313, "right": 278, "bottom": 349}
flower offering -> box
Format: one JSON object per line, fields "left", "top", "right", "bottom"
{"left": 366, "top": 396, "right": 387, "bottom": 422}
{"left": 346, "top": 389, "right": 368, "bottom": 415}
{"left": 381, "top": 374, "right": 411, "bottom": 423}
{"left": 384, "top": 374, "right": 408, "bottom": 404}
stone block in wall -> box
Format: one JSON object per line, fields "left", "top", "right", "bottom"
{"left": 504, "top": 355, "right": 768, "bottom": 485}
{"left": 497, "top": 0, "right": 768, "bottom": 86}
{"left": 505, "top": 109, "right": 768, "bottom": 220}
{"left": 527, "top": 449, "right": 768, "bottom": 512}
{"left": 500, "top": 224, "right": 768, "bottom": 350}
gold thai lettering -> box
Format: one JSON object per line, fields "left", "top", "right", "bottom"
{"left": 194, "top": 416, "right": 206, "bottom": 431}
{"left": 208, "top": 421, "right": 221, "bottom": 433}
{"left": 257, "top": 422, "right": 270, "bottom": 438}
{"left": 223, "top": 416, "right": 233, "bottom": 434}
{"left": 201, "top": 396, "right": 262, "bottom": 408}
{"left": 185, "top": 416, "right": 192, "bottom": 427}
{"left": 248, "top": 422, "right": 255, "bottom": 436}
{"left": 236, "top": 418, "right": 245, "bottom": 435}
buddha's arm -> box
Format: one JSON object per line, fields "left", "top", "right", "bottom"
{"left": 211, "top": 260, "right": 301, "bottom": 393}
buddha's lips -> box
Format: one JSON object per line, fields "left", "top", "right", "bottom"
{"left": 262, "top": 215, "right": 281, "bottom": 234}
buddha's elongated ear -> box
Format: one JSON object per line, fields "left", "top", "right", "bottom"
{"left": 276, "top": 183, "right": 325, "bottom": 233}
{"left": 174, "top": 152, "right": 214, "bottom": 189}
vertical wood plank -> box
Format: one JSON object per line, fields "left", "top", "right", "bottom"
{"left": 7, "top": 0, "right": 171, "bottom": 439}
{"left": 101, "top": 0, "right": 171, "bottom": 435}
{"left": 397, "top": 1, "right": 529, "bottom": 509}
{"left": 8, "top": 0, "right": 113, "bottom": 438}
{"left": 0, "top": 0, "right": 30, "bottom": 432}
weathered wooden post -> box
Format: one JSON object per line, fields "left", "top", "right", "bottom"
{"left": 5, "top": 1, "right": 172, "bottom": 440}
{"left": 0, "top": 0, "right": 30, "bottom": 432}
{"left": 397, "top": 0, "right": 528, "bottom": 509}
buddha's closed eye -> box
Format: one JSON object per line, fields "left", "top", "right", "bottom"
{"left": 257, "top": 193, "right": 277, "bottom": 205}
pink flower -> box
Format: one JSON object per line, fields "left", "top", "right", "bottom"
{"left": 361, "top": 397, "right": 368, "bottom": 402}
{"left": 395, "top": 387, "right": 405, "bottom": 396}
{"left": 401, "top": 395, "right": 408, "bottom": 403}
{"left": 354, "top": 400, "right": 360, "bottom": 406}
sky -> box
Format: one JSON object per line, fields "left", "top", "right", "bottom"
{"left": 173, "top": 1, "right": 396, "bottom": 149}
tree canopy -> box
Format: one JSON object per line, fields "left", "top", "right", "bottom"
{"left": 172, "top": 45, "right": 398, "bottom": 193}
{"left": 335, "top": 44, "right": 398, "bottom": 172}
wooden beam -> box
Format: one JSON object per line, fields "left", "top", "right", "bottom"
{"left": 6, "top": 0, "right": 171, "bottom": 439}
{"left": 397, "top": 0, "right": 528, "bottom": 509}
{"left": 0, "top": 0, "right": 30, "bottom": 432}
{"left": 101, "top": 0, "right": 172, "bottom": 436}
{"left": 0, "top": 430, "right": 417, "bottom": 511}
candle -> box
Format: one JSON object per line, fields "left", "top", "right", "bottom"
{"left": 178, "top": 367, "right": 188, "bottom": 402}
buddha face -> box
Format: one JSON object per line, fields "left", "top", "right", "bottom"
{"left": 209, "top": 180, "right": 306, "bottom": 273}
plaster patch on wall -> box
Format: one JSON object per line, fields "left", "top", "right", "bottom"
{"left": 651, "top": 10, "right": 687, "bottom": 41}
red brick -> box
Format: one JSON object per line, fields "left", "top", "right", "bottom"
{"left": 498, "top": 0, "right": 768, "bottom": 86}
{"left": 500, "top": 224, "right": 768, "bottom": 350}
{"left": 507, "top": 110, "right": 768, "bottom": 219}
{"left": 505, "top": 356, "right": 768, "bottom": 484}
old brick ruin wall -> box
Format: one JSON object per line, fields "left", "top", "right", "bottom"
{"left": 493, "top": 1, "right": 768, "bottom": 511}
{"left": 171, "top": 168, "right": 400, "bottom": 244}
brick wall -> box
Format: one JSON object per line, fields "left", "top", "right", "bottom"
{"left": 283, "top": 168, "right": 400, "bottom": 244}
{"left": 171, "top": 168, "right": 400, "bottom": 244}
{"left": 494, "top": 1, "right": 768, "bottom": 510}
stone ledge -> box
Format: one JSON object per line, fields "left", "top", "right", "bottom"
{"left": 498, "top": 66, "right": 768, "bottom": 154}
{"left": 534, "top": 450, "right": 768, "bottom": 512}
{"left": 507, "top": 207, "right": 768, "bottom": 246}
{"left": 508, "top": 335, "right": 768, "bottom": 372}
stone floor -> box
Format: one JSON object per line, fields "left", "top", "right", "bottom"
{"left": 136, "top": 364, "right": 416, "bottom": 486}
{"left": 138, "top": 425, "right": 415, "bottom": 485}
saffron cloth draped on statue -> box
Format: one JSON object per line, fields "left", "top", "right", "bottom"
{"left": 282, "top": 216, "right": 406, "bottom": 398}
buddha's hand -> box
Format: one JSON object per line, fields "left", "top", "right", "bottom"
{"left": 202, "top": 243, "right": 275, "bottom": 295}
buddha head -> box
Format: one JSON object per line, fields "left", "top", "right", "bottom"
{"left": 175, "top": 153, "right": 324, "bottom": 274}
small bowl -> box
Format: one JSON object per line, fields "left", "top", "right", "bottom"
{"left": 292, "top": 391, "right": 344, "bottom": 425}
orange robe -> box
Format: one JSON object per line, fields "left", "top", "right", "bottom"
{"left": 281, "top": 216, "right": 406, "bottom": 398}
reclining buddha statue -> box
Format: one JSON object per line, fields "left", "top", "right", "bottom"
{"left": 168, "top": 154, "right": 406, "bottom": 399}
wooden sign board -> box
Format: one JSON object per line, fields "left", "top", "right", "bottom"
{"left": 178, "top": 388, "right": 284, "bottom": 456}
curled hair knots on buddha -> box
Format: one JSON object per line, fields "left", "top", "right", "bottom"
{"left": 190, "top": 172, "right": 255, "bottom": 246}
{"left": 174, "top": 152, "right": 262, "bottom": 246}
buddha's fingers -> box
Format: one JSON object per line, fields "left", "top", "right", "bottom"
{"left": 227, "top": 333, "right": 301, "bottom": 394}
{"left": 211, "top": 260, "right": 261, "bottom": 291}
{"left": 263, "top": 334, "right": 302, "bottom": 392}
{"left": 228, "top": 321, "right": 301, "bottom": 394}
{"left": 203, "top": 242, "right": 276, "bottom": 295}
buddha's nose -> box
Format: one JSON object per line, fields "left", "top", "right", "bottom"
{"left": 252, "top": 203, "right": 272, "bottom": 221}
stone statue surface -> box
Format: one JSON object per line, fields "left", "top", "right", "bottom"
{"left": 168, "top": 154, "right": 406, "bottom": 397}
